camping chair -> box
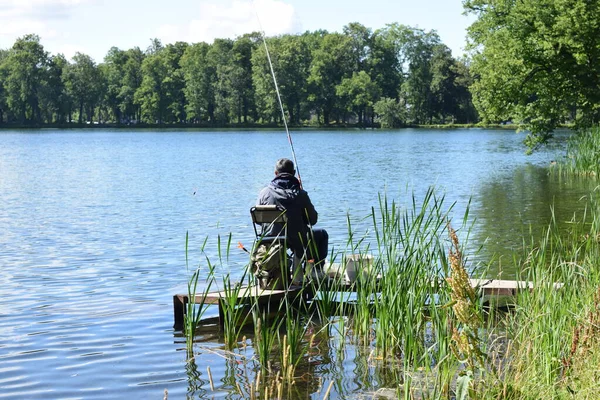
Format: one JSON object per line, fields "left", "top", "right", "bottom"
{"left": 250, "top": 205, "right": 294, "bottom": 289}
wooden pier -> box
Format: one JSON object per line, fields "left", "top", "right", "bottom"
{"left": 173, "top": 285, "right": 308, "bottom": 330}
{"left": 173, "top": 278, "right": 563, "bottom": 330}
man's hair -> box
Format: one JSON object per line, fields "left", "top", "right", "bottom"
{"left": 275, "top": 158, "right": 295, "bottom": 175}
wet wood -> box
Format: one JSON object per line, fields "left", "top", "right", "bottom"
{"left": 173, "top": 279, "right": 563, "bottom": 330}
{"left": 173, "top": 285, "right": 306, "bottom": 330}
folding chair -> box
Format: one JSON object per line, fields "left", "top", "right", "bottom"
{"left": 250, "top": 205, "right": 293, "bottom": 289}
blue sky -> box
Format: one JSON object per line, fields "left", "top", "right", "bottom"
{"left": 0, "top": 0, "right": 476, "bottom": 63}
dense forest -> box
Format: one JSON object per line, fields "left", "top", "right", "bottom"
{"left": 0, "top": 23, "right": 478, "bottom": 128}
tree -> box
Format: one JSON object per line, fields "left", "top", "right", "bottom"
{"left": 369, "top": 28, "right": 402, "bottom": 100}
{"left": 336, "top": 71, "right": 380, "bottom": 125}
{"left": 164, "top": 42, "right": 188, "bottom": 122}
{"left": 230, "top": 34, "right": 259, "bottom": 123}
{"left": 253, "top": 34, "right": 312, "bottom": 124}
{"left": 120, "top": 47, "right": 144, "bottom": 122}
{"left": 0, "top": 49, "right": 9, "bottom": 123}
{"left": 400, "top": 27, "right": 440, "bottom": 124}
{"left": 181, "top": 42, "right": 213, "bottom": 122}
{"left": 65, "top": 52, "right": 102, "bottom": 123}
{"left": 308, "top": 32, "right": 354, "bottom": 124}
{"left": 429, "top": 44, "right": 460, "bottom": 123}
{"left": 374, "top": 97, "right": 406, "bottom": 128}
{"left": 343, "top": 22, "right": 372, "bottom": 72}
{"left": 451, "top": 57, "right": 478, "bottom": 124}
{"left": 39, "top": 53, "right": 69, "bottom": 123}
{"left": 135, "top": 46, "right": 168, "bottom": 124}
{"left": 135, "top": 39, "right": 186, "bottom": 124}
{"left": 464, "top": 0, "right": 600, "bottom": 149}
{"left": 375, "top": 24, "right": 442, "bottom": 124}
{"left": 103, "top": 47, "right": 127, "bottom": 122}
{"left": 209, "top": 39, "right": 234, "bottom": 123}
{"left": 1, "top": 34, "right": 49, "bottom": 123}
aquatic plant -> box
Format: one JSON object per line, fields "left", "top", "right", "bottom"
{"left": 183, "top": 181, "right": 600, "bottom": 399}
{"left": 371, "top": 189, "right": 455, "bottom": 367}
{"left": 552, "top": 126, "right": 600, "bottom": 177}
{"left": 184, "top": 232, "right": 216, "bottom": 356}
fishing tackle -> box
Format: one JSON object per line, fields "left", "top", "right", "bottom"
{"left": 253, "top": 4, "right": 303, "bottom": 188}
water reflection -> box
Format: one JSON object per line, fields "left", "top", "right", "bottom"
{"left": 472, "top": 164, "right": 596, "bottom": 277}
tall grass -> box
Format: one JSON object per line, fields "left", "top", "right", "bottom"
{"left": 476, "top": 191, "right": 600, "bottom": 399}
{"left": 371, "top": 189, "right": 456, "bottom": 368}
{"left": 184, "top": 232, "right": 215, "bottom": 357}
{"left": 552, "top": 126, "right": 600, "bottom": 177}
{"left": 184, "top": 180, "right": 600, "bottom": 399}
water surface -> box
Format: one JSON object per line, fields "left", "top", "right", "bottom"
{"left": 0, "top": 128, "right": 593, "bottom": 398}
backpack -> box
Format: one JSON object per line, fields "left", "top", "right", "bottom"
{"left": 251, "top": 242, "right": 289, "bottom": 290}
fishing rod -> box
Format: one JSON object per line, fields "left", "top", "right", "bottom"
{"left": 252, "top": 6, "right": 303, "bottom": 189}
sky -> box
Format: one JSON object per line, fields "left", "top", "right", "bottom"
{"left": 0, "top": 0, "right": 477, "bottom": 63}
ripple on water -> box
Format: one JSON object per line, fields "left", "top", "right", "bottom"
{"left": 0, "top": 129, "right": 583, "bottom": 398}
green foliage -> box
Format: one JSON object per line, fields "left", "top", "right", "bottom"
{"left": 1, "top": 34, "right": 48, "bottom": 123}
{"left": 374, "top": 97, "right": 405, "bottom": 128}
{"left": 553, "top": 126, "right": 600, "bottom": 176}
{"left": 133, "top": 40, "right": 187, "bottom": 124}
{"left": 336, "top": 71, "right": 380, "bottom": 125}
{"left": 465, "top": 0, "right": 600, "bottom": 150}
{"left": 66, "top": 52, "right": 103, "bottom": 123}
{"left": 0, "top": 23, "right": 476, "bottom": 127}
{"left": 308, "top": 32, "right": 354, "bottom": 124}
{"left": 181, "top": 42, "right": 214, "bottom": 122}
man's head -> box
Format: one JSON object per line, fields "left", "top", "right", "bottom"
{"left": 274, "top": 158, "right": 295, "bottom": 175}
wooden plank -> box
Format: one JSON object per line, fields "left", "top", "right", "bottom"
{"left": 181, "top": 285, "right": 303, "bottom": 304}
{"left": 174, "top": 279, "right": 563, "bottom": 329}
{"left": 469, "top": 279, "right": 563, "bottom": 296}
{"left": 173, "top": 285, "right": 305, "bottom": 330}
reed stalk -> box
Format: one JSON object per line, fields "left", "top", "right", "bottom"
{"left": 184, "top": 232, "right": 216, "bottom": 356}
{"left": 184, "top": 179, "right": 600, "bottom": 398}
{"left": 551, "top": 126, "right": 600, "bottom": 177}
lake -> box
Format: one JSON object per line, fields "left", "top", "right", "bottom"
{"left": 0, "top": 128, "right": 593, "bottom": 399}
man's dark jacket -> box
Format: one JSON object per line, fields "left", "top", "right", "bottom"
{"left": 257, "top": 173, "right": 318, "bottom": 256}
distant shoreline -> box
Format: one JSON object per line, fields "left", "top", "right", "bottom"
{"left": 0, "top": 122, "right": 527, "bottom": 131}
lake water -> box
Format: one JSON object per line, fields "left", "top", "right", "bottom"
{"left": 0, "top": 128, "right": 594, "bottom": 399}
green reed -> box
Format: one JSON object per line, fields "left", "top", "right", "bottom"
{"left": 474, "top": 190, "right": 600, "bottom": 399}
{"left": 184, "top": 184, "right": 600, "bottom": 398}
{"left": 252, "top": 309, "right": 283, "bottom": 372}
{"left": 371, "top": 189, "right": 456, "bottom": 366}
{"left": 184, "top": 232, "right": 216, "bottom": 356}
{"left": 552, "top": 126, "right": 600, "bottom": 177}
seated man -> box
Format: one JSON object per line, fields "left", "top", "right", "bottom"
{"left": 257, "top": 158, "right": 329, "bottom": 274}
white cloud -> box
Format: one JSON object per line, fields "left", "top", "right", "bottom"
{"left": 157, "top": 0, "right": 300, "bottom": 45}
{"left": 0, "top": 0, "right": 88, "bottom": 41}
{"left": 0, "top": 0, "right": 88, "bottom": 18}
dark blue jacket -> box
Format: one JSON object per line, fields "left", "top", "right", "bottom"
{"left": 257, "top": 173, "right": 318, "bottom": 255}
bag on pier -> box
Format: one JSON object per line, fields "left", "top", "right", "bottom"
{"left": 251, "top": 242, "right": 289, "bottom": 290}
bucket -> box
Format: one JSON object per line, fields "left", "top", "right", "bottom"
{"left": 344, "top": 254, "right": 374, "bottom": 283}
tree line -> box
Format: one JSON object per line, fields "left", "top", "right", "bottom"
{"left": 0, "top": 23, "right": 478, "bottom": 128}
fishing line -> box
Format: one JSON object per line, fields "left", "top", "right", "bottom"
{"left": 252, "top": 3, "right": 303, "bottom": 188}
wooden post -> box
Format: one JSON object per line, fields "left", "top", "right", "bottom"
{"left": 173, "top": 294, "right": 187, "bottom": 330}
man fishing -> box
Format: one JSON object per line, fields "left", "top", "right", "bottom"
{"left": 257, "top": 158, "right": 329, "bottom": 278}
